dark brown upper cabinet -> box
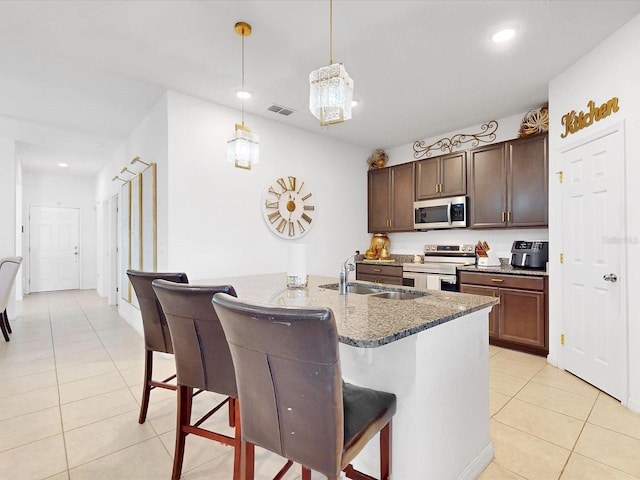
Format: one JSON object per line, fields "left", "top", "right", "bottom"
{"left": 415, "top": 151, "right": 467, "bottom": 200}
{"left": 467, "top": 134, "right": 548, "bottom": 228}
{"left": 368, "top": 163, "right": 415, "bottom": 233}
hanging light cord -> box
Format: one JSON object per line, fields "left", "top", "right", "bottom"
{"left": 329, "top": 0, "right": 333, "bottom": 64}
{"left": 241, "top": 25, "right": 246, "bottom": 126}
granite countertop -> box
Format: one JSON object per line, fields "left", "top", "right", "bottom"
{"left": 195, "top": 273, "right": 497, "bottom": 348}
{"left": 457, "top": 264, "right": 549, "bottom": 277}
{"left": 355, "top": 253, "right": 413, "bottom": 265}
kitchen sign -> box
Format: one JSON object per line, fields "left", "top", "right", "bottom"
{"left": 561, "top": 97, "right": 620, "bottom": 138}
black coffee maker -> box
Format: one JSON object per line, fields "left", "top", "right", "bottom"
{"left": 509, "top": 241, "right": 549, "bottom": 269}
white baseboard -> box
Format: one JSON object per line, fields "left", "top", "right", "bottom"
{"left": 458, "top": 442, "right": 495, "bottom": 480}
{"left": 626, "top": 396, "right": 640, "bottom": 413}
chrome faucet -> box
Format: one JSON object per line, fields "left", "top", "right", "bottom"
{"left": 339, "top": 254, "right": 356, "bottom": 295}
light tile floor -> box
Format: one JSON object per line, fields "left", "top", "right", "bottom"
{"left": 1, "top": 290, "right": 639, "bottom": 479}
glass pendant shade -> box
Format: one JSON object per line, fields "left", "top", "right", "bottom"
{"left": 227, "top": 124, "right": 259, "bottom": 170}
{"left": 309, "top": 62, "right": 354, "bottom": 126}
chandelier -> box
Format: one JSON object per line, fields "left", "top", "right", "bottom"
{"left": 309, "top": 0, "right": 354, "bottom": 126}
{"left": 227, "top": 21, "right": 259, "bottom": 170}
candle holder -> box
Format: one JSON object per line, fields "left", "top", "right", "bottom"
{"left": 287, "top": 244, "right": 308, "bottom": 289}
{"left": 287, "top": 274, "right": 308, "bottom": 289}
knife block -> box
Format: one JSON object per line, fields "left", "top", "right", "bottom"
{"left": 477, "top": 249, "right": 501, "bottom": 267}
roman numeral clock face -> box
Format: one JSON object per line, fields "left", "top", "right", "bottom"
{"left": 261, "top": 176, "right": 316, "bottom": 239}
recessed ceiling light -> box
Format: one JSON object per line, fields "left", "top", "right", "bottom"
{"left": 236, "top": 91, "right": 251, "bottom": 99}
{"left": 492, "top": 28, "right": 516, "bottom": 43}
{"left": 58, "top": 162, "right": 69, "bottom": 168}
{"left": 351, "top": 100, "right": 359, "bottom": 107}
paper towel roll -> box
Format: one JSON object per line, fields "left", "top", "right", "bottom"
{"left": 287, "top": 244, "right": 307, "bottom": 277}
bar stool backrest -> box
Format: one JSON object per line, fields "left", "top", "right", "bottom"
{"left": 212, "top": 293, "right": 344, "bottom": 477}
{"left": 0, "top": 257, "right": 23, "bottom": 312}
{"left": 127, "top": 270, "right": 188, "bottom": 354}
{"left": 152, "top": 280, "right": 238, "bottom": 397}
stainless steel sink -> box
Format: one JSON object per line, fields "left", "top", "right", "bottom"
{"left": 319, "top": 282, "right": 427, "bottom": 299}
{"left": 319, "top": 283, "right": 384, "bottom": 294}
{"left": 371, "top": 290, "right": 428, "bottom": 300}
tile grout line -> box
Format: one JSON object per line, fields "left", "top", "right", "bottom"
{"left": 556, "top": 390, "right": 602, "bottom": 479}
{"left": 48, "top": 292, "right": 73, "bottom": 479}
{"left": 57, "top": 292, "right": 150, "bottom": 473}
{"left": 73, "top": 292, "right": 177, "bottom": 461}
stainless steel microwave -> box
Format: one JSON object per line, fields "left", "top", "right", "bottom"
{"left": 414, "top": 195, "right": 467, "bottom": 230}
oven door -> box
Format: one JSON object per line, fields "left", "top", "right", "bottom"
{"left": 403, "top": 272, "right": 457, "bottom": 291}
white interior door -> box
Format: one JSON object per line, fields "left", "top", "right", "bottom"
{"left": 30, "top": 206, "right": 80, "bottom": 292}
{"left": 561, "top": 124, "right": 627, "bottom": 401}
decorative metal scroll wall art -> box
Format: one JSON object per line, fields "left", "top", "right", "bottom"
{"left": 560, "top": 97, "right": 620, "bottom": 138}
{"left": 112, "top": 156, "right": 157, "bottom": 305}
{"left": 412, "top": 120, "right": 499, "bottom": 160}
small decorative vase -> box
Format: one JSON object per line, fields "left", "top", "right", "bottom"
{"left": 370, "top": 233, "right": 390, "bottom": 259}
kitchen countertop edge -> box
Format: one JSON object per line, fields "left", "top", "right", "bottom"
{"left": 457, "top": 264, "right": 549, "bottom": 276}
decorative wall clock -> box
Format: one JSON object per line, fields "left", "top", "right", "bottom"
{"left": 261, "top": 176, "right": 315, "bottom": 239}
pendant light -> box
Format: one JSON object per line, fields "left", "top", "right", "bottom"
{"left": 227, "top": 21, "right": 259, "bottom": 170}
{"left": 309, "top": 0, "right": 354, "bottom": 126}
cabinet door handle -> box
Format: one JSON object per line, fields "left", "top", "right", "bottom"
{"left": 373, "top": 268, "right": 382, "bottom": 272}
{"left": 490, "top": 278, "right": 504, "bottom": 283}
{"left": 507, "top": 211, "right": 512, "bottom": 222}
{"left": 501, "top": 211, "right": 506, "bottom": 222}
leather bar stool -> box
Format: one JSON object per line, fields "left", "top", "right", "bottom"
{"left": 0, "top": 257, "right": 23, "bottom": 342}
{"left": 152, "top": 280, "right": 243, "bottom": 480}
{"left": 212, "top": 293, "right": 396, "bottom": 480}
{"left": 127, "top": 269, "right": 189, "bottom": 423}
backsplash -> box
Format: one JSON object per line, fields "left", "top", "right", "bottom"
{"left": 384, "top": 228, "right": 549, "bottom": 260}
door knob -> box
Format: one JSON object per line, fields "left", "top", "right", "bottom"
{"left": 603, "top": 273, "right": 618, "bottom": 283}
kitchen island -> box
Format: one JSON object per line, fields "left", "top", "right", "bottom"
{"left": 197, "top": 273, "right": 498, "bottom": 479}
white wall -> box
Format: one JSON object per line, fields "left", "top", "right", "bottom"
{"left": 549, "top": 14, "right": 640, "bottom": 410}
{"left": 165, "top": 91, "right": 370, "bottom": 280}
{"left": 22, "top": 171, "right": 97, "bottom": 291}
{"left": 0, "top": 138, "right": 16, "bottom": 257}
{"left": 96, "top": 91, "right": 370, "bottom": 331}
{"left": 0, "top": 137, "right": 21, "bottom": 318}
{"left": 385, "top": 112, "right": 549, "bottom": 259}
{"left": 95, "top": 92, "right": 169, "bottom": 327}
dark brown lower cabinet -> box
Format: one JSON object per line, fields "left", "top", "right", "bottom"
{"left": 356, "top": 263, "right": 403, "bottom": 286}
{"left": 459, "top": 271, "right": 548, "bottom": 356}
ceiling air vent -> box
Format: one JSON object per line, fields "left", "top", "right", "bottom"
{"left": 267, "top": 104, "right": 295, "bottom": 116}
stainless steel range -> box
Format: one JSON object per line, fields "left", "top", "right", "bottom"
{"left": 403, "top": 244, "right": 476, "bottom": 291}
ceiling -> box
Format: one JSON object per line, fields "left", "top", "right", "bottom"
{"left": 2, "top": 1, "right": 640, "bottom": 177}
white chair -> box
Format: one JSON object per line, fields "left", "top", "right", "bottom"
{"left": 0, "top": 256, "right": 23, "bottom": 342}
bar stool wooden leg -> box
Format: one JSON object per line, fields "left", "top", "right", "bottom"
{"left": 380, "top": 421, "right": 391, "bottom": 480}
{"left": 172, "top": 385, "right": 192, "bottom": 480}
{"left": 229, "top": 397, "right": 236, "bottom": 427}
{"left": 232, "top": 399, "right": 241, "bottom": 480}
{"left": 0, "top": 312, "right": 9, "bottom": 341}
{"left": 240, "top": 440, "right": 255, "bottom": 480}
{"left": 139, "top": 349, "right": 153, "bottom": 423}
{"left": 3, "top": 309, "right": 11, "bottom": 334}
